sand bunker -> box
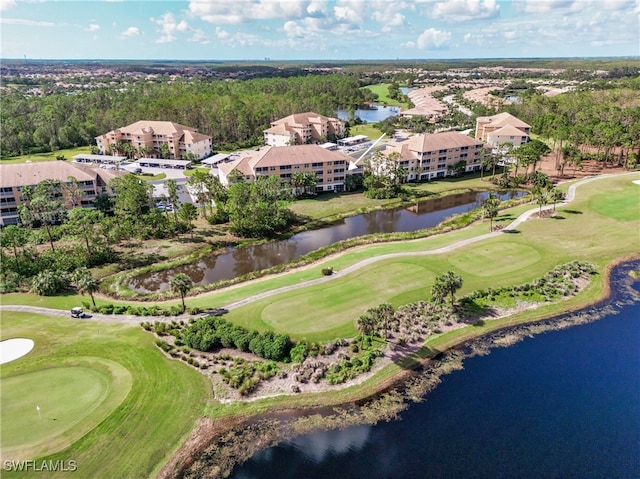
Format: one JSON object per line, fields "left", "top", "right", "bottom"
{"left": 0, "top": 338, "right": 35, "bottom": 365}
{"left": 633, "top": 180, "right": 640, "bottom": 185}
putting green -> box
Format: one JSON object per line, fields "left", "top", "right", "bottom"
{"left": 261, "top": 261, "right": 433, "bottom": 336}
{"left": 0, "top": 358, "right": 132, "bottom": 460}
{"left": 447, "top": 242, "right": 542, "bottom": 276}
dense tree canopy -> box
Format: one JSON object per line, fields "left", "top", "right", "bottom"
{"left": 1, "top": 74, "right": 376, "bottom": 156}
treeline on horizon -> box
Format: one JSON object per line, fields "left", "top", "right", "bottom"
{"left": 2, "top": 56, "right": 638, "bottom": 70}
{"left": 0, "top": 74, "right": 377, "bottom": 156}
{"left": 1, "top": 61, "right": 639, "bottom": 158}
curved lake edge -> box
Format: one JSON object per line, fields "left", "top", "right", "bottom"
{"left": 161, "top": 256, "right": 640, "bottom": 479}
{"left": 107, "top": 187, "right": 530, "bottom": 301}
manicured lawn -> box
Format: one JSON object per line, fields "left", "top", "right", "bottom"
{"left": 0, "top": 312, "right": 210, "bottom": 479}
{"left": 349, "top": 123, "right": 384, "bottom": 140}
{"left": 1, "top": 361, "right": 131, "bottom": 460}
{"left": 0, "top": 146, "right": 92, "bottom": 164}
{"left": 289, "top": 174, "right": 503, "bottom": 221}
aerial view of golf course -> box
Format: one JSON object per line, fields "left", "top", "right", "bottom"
{"left": 1, "top": 9, "right": 640, "bottom": 474}
{"left": 2, "top": 168, "right": 639, "bottom": 477}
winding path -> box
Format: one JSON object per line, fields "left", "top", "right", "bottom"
{"left": 1, "top": 173, "right": 635, "bottom": 324}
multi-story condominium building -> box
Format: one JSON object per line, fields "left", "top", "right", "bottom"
{"left": 0, "top": 162, "right": 121, "bottom": 226}
{"left": 382, "top": 131, "right": 485, "bottom": 181}
{"left": 95, "top": 121, "right": 213, "bottom": 160}
{"left": 263, "top": 112, "right": 345, "bottom": 147}
{"left": 475, "top": 112, "right": 531, "bottom": 148}
{"left": 217, "top": 145, "right": 353, "bottom": 193}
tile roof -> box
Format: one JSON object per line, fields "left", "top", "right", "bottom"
{"left": 477, "top": 112, "right": 531, "bottom": 129}
{"left": 0, "top": 161, "right": 98, "bottom": 187}
{"left": 404, "top": 131, "right": 484, "bottom": 152}
{"left": 114, "top": 120, "right": 197, "bottom": 136}
{"left": 219, "top": 145, "right": 352, "bottom": 176}
{"left": 488, "top": 124, "right": 530, "bottom": 137}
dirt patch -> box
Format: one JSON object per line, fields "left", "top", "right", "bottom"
{"left": 536, "top": 151, "right": 628, "bottom": 182}
{"left": 157, "top": 415, "right": 245, "bottom": 479}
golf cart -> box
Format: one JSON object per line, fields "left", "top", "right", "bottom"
{"left": 71, "top": 307, "right": 86, "bottom": 318}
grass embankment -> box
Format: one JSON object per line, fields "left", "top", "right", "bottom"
{"left": 364, "top": 83, "right": 410, "bottom": 107}
{"left": 0, "top": 146, "right": 92, "bottom": 164}
{"left": 0, "top": 312, "right": 210, "bottom": 479}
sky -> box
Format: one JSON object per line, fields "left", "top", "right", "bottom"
{"left": 1, "top": 0, "right": 639, "bottom": 61}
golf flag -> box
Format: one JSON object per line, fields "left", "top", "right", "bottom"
{"left": 37, "top": 405, "right": 41, "bottom": 419}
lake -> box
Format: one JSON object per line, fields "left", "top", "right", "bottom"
{"left": 230, "top": 260, "right": 640, "bottom": 479}
{"left": 336, "top": 105, "right": 400, "bottom": 123}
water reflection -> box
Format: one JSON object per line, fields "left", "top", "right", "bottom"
{"left": 129, "top": 190, "right": 526, "bottom": 293}
{"left": 336, "top": 106, "right": 400, "bottom": 123}
{"left": 230, "top": 261, "right": 640, "bottom": 479}
{"left": 233, "top": 426, "right": 374, "bottom": 479}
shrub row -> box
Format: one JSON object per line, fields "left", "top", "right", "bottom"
{"left": 182, "top": 316, "right": 293, "bottom": 362}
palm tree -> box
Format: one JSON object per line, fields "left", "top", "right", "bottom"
{"left": 550, "top": 188, "right": 564, "bottom": 212}
{"left": 291, "top": 172, "right": 306, "bottom": 197}
{"left": 483, "top": 193, "right": 500, "bottom": 232}
{"left": 533, "top": 185, "right": 549, "bottom": 217}
{"left": 170, "top": 273, "right": 192, "bottom": 313}
{"left": 356, "top": 312, "right": 376, "bottom": 349}
{"left": 376, "top": 303, "right": 394, "bottom": 337}
{"left": 72, "top": 267, "right": 100, "bottom": 308}
{"left": 431, "top": 271, "right": 463, "bottom": 307}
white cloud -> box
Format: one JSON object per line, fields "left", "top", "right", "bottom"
{"left": 152, "top": 12, "right": 189, "bottom": 43}
{"left": 416, "top": 28, "right": 451, "bottom": 49}
{"left": 0, "top": 17, "right": 55, "bottom": 26}
{"left": 431, "top": 0, "right": 500, "bottom": 21}
{"left": 284, "top": 20, "right": 307, "bottom": 38}
{"left": 0, "top": 0, "right": 16, "bottom": 11}
{"left": 189, "top": 29, "right": 210, "bottom": 44}
{"left": 521, "top": 0, "right": 576, "bottom": 14}
{"left": 86, "top": 23, "right": 100, "bottom": 32}
{"left": 215, "top": 27, "right": 231, "bottom": 40}
{"left": 120, "top": 26, "right": 140, "bottom": 38}
{"left": 189, "top": 0, "right": 308, "bottom": 24}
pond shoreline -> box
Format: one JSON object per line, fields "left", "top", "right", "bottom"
{"left": 107, "top": 187, "right": 528, "bottom": 301}
{"left": 159, "top": 255, "right": 639, "bottom": 479}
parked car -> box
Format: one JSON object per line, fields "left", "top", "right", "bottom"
{"left": 71, "top": 307, "right": 86, "bottom": 318}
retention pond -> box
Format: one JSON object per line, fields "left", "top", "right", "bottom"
{"left": 129, "top": 190, "right": 525, "bottom": 293}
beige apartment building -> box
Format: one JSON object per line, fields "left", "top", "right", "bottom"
{"left": 217, "top": 145, "right": 352, "bottom": 192}
{"left": 383, "top": 131, "right": 485, "bottom": 181}
{"left": 475, "top": 112, "right": 531, "bottom": 148}
{"left": 263, "top": 112, "right": 345, "bottom": 147}
{"left": 0, "top": 162, "right": 122, "bottom": 226}
{"left": 95, "top": 120, "right": 213, "bottom": 160}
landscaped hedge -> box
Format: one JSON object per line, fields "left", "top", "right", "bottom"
{"left": 182, "top": 316, "right": 293, "bottom": 362}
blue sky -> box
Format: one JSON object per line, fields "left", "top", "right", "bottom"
{"left": 1, "top": 0, "right": 639, "bottom": 60}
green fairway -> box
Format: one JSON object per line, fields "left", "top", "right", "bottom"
{"left": 0, "top": 313, "right": 210, "bottom": 479}
{"left": 1, "top": 360, "right": 131, "bottom": 460}
{"left": 448, "top": 242, "right": 542, "bottom": 276}
{"left": 589, "top": 184, "right": 640, "bottom": 222}
{"left": 259, "top": 261, "right": 433, "bottom": 339}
